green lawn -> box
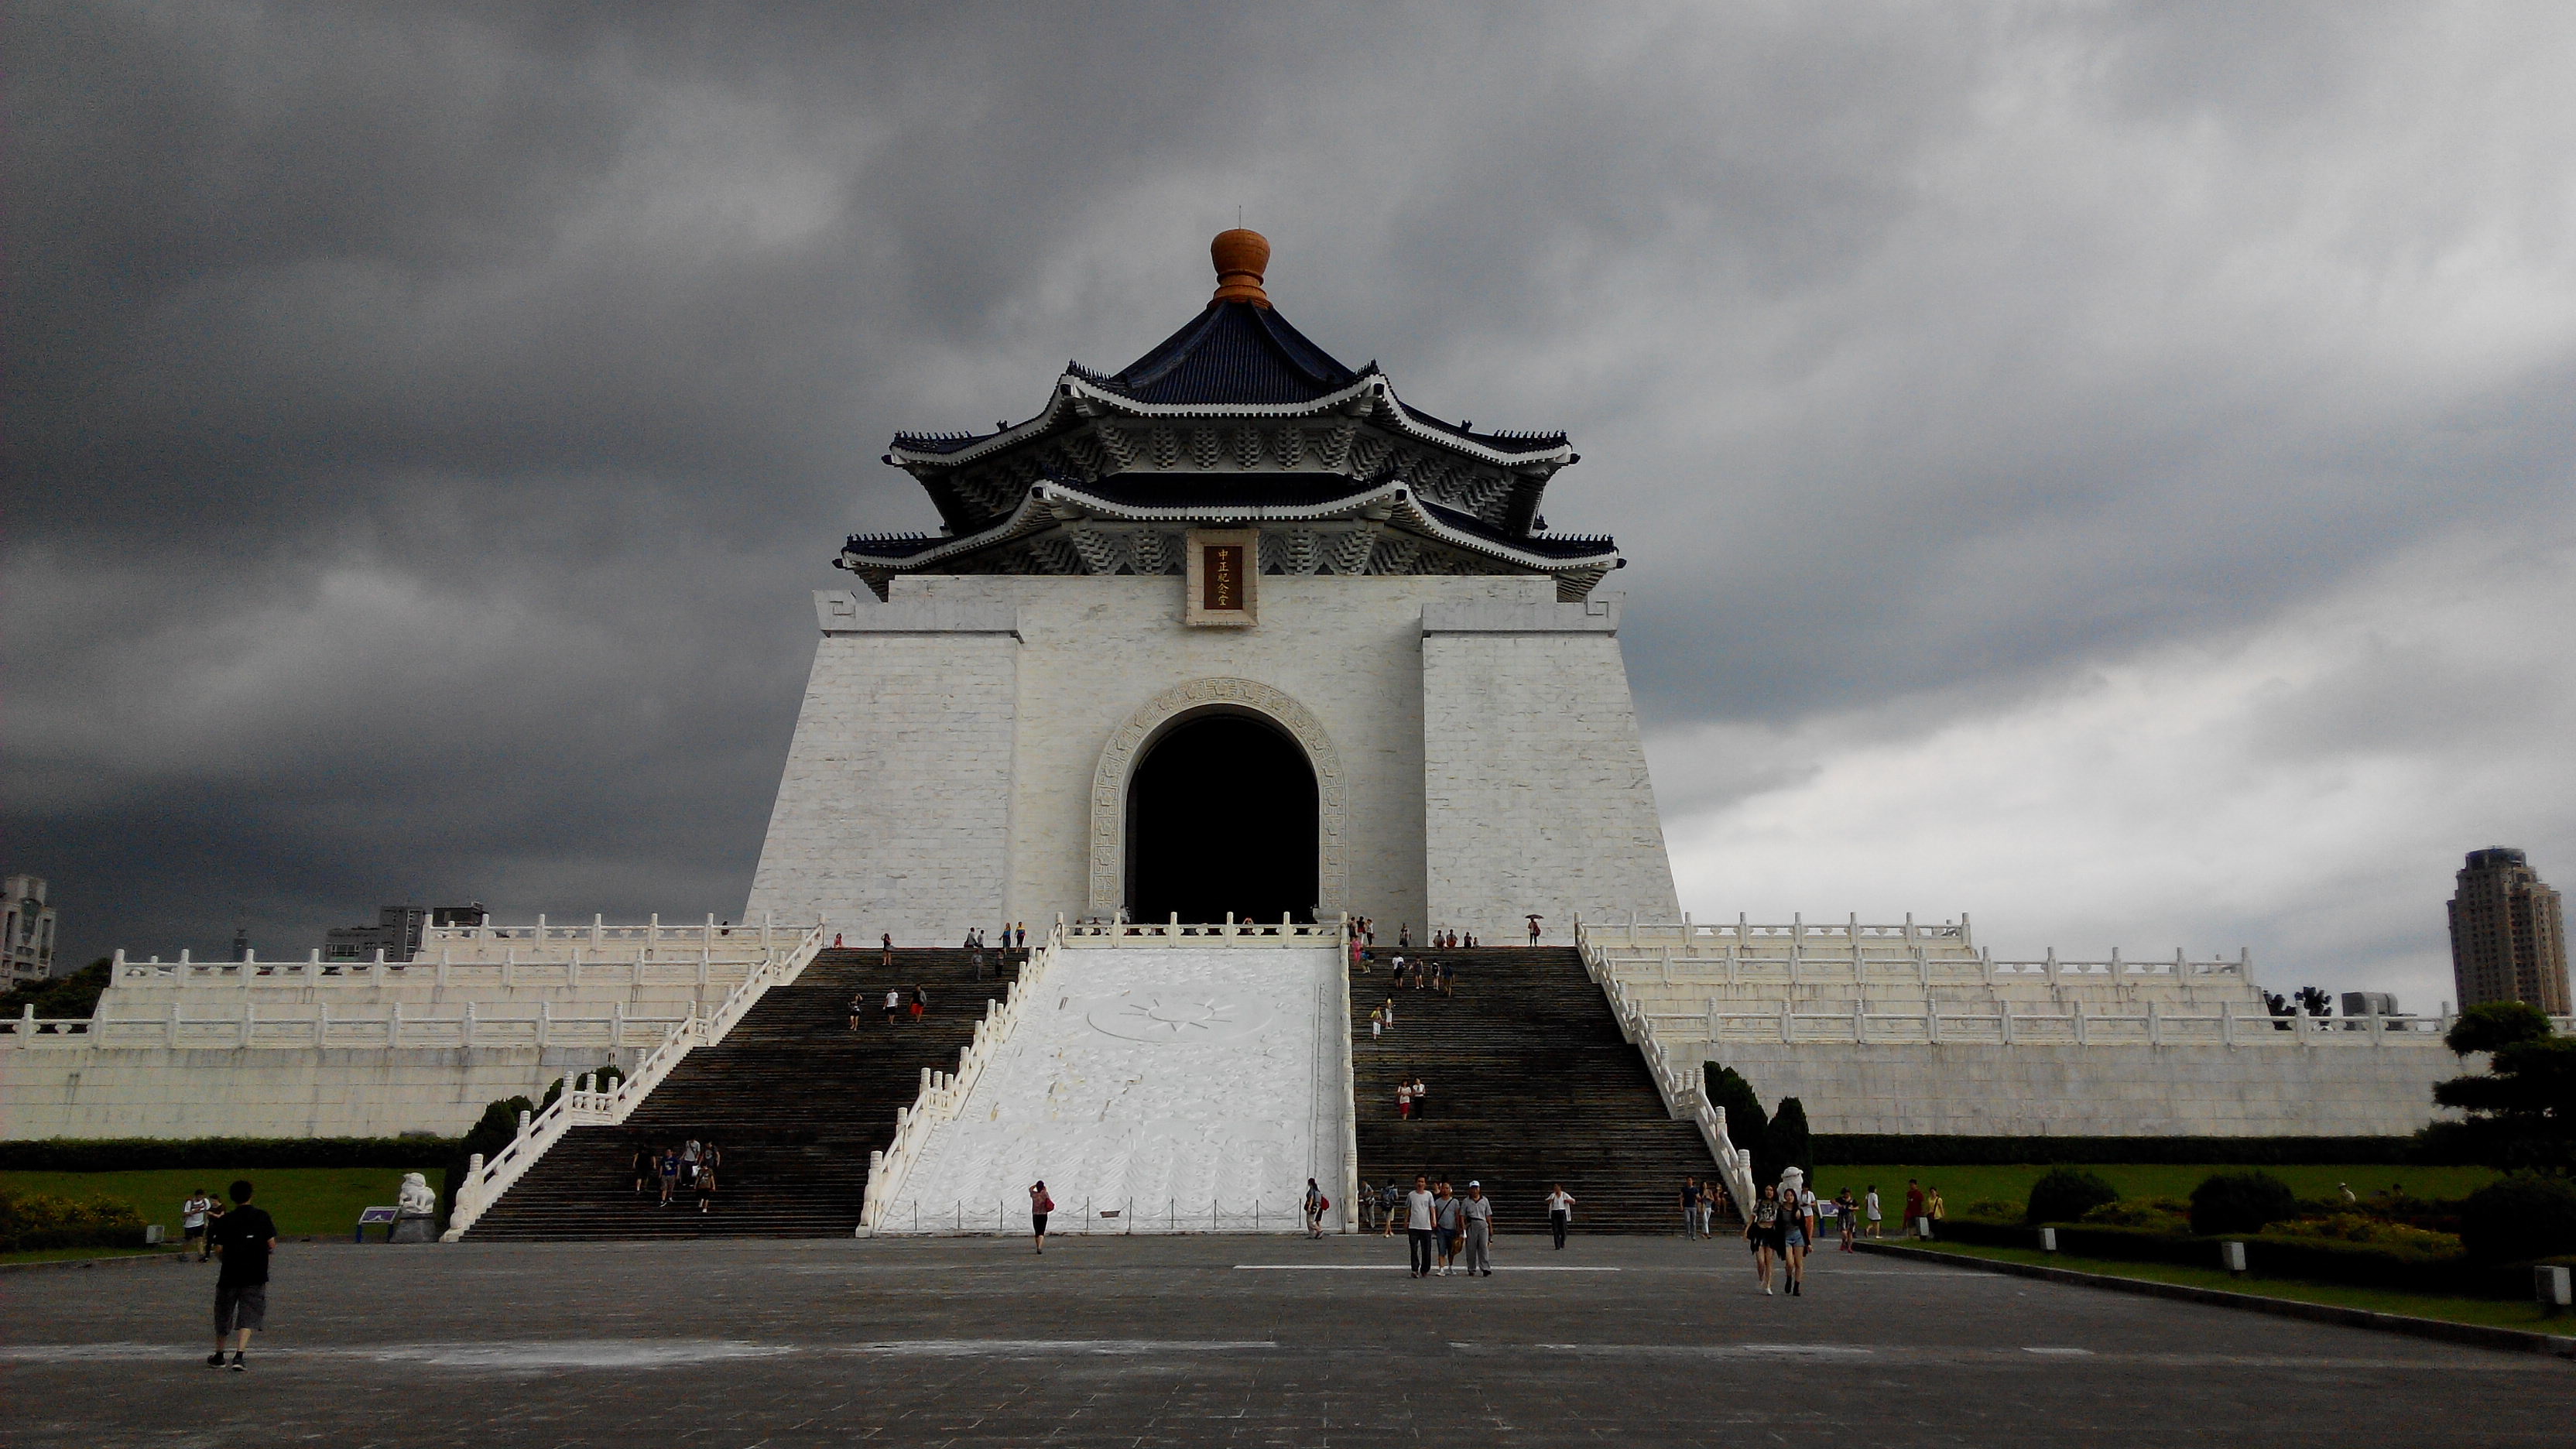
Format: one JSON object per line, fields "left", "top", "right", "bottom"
{"left": 0, "top": 1166, "right": 449, "bottom": 1238}
{"left": 1896, "top": 1238, "right": 2570, "bottom": 1334}
{"left": 1810, "top": 1163, "right": 2500, "bottom": 1217}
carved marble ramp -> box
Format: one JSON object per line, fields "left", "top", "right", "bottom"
{"left": 879, "top": 946, "right": 1347, "bottom": 1233}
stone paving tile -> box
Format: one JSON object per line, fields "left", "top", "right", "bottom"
{"left": 4, "top": 1234, "right": 2567, "bottom": 1447}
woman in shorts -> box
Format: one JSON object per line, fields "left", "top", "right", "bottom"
{"left": 1745, "top": 1184, "right": 1780, "bottom": 1295}
{"left": 1780, "top": 1187, "right": 1810, "bottom": 1297}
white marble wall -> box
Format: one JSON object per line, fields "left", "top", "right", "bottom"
{"left": 746, "top": 574, "right": 1583, "bottom": 942}
{"left": 0, "top": 1046, "right": 620, "bottom": 1139}
{"left": 1422, "top": 598, "right": 1680, "bottom": 943}
{"left": 743, "top": 599, "right": 1020, "bottom": 944}
{"left": 882, "top": 946, "right": 1346, "bottom": 1232}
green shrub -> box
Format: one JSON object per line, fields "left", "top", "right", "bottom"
{"left": 2190, "top": 1170, "right": 2298, "bottom": 1236}
{"left": 2079, "top": 1195, "right": 2188, "bottom": 1231}
{"left": 2458, "top": 1172, "right": 2576, "bottom": 1262}
{"left": 1954, "top": 1198, "right": 2021, "bottom": 1224}
{"left": 2027, "top": 1168, "right": 2119, "bottom": 1224}
{"left": 2266, "top": 1213, "right": 2461, "bottom": 1254}
{"left": 1813, "top": 1135, "right": 2415, "bottom": 1166}
{"left": 0, "top": 1185, "right": 146, "bottom": 1252}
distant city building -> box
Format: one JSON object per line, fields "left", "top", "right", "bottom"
{"left": 322, "top": 902, "right": 485, "bottom": 962}
{"left": 2447, "top": 848, "right": 2569, "bottom": 1015}
{"left": 4, "top": 875, "right": 59, "bottom": 984}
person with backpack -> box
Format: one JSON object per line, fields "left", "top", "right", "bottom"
{"left": 205, "top": 1180, "right": 276, "bottom": 1372}
{"left": 1029, "top": 1180, "right": 1054, "bottom": 1254}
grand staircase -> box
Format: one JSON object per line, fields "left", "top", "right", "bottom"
{"left": 466, "top": 947, "right": 1020, "bottom": 1239}
{"left": 1351, "top": 947, "right": 1730, "bottom": 1235}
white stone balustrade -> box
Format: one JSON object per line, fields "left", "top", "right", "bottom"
{"left": 1571, "top": 934, "right": 1759, "bottom": 1216}
{"left": 440, "top": 920, "right": 829, "bottom": 1238}
{"left": 859, "top": 917, "right": 1071, "bottom": 1231}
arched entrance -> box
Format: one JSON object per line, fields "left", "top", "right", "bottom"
{"left": 1126, "top": 711, "right": 1318, "bottom": 923}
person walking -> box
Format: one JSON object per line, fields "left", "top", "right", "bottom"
{"left": 695, "top": 1156, "right": 718, "bottom": 1214}
{"left": 1864, "top": 1184, "right": 1882, "bottom": 1238}
{"left": 1679, "top": 1177, "right": 1701, "bottom": 1237}
{"left": 1396, "top": 1080, "right": 1412, "bottom": 1120}
{"left": 1927, "top": 1185, "right": 1946, "bottom": 1226}
{"left": 1837, "top": 1189, "right": 1859, "bottom": 1252}
{"left": 880, "top": 931, "right": 894, "bottom": 968}
{"left": 883, "top": 987, "right": 902, "bottom": 1026}
{"left": 1903, "top": 1179, "right": 1925, "bottom": 1237}
{"left": 1745, "top": 1184, "right": 1781, "bottom": 1295}
{"left": 1410, "top": 1077, "right": 1429, "bottom": 1121}
{"left": 1783, "top": 1182, "right": 1813, "bottom": 1297}
{"left": 1379, "top": 1180, "right": 1401, "bottom": 1237}
{"left": 912, "top": 985, "right": 930, "bottom": 1023}
{"left": 1461, "top": 1181, "right": 1493, "bottom": 1276}
{"left": 659, "top": 1147, "right": 680, "bottom": 1206}
{"left": 1303, "top": 1178, "right": 1327, "bottom": 1238}
{"left": 205, "top": 1180, "right": 276, "bottom": 1371}
{"left": 1434, "top": 1182, "right": 1464, "bottom": 1276}
{"left": 1405, "top": 1177, "right": 1436, "bottom": 1278}
{"left": 1526, "top": 913, "right": 1543, "bottom": 944}
{"left": 1545, "top": 1184, "right": 1576, "bottom": 1249}
{"left": 630, "top": 1140, "right": 655, "bottom": 1195}
{"left": 1370, "top": 1003, "right": 1383, "bottom": 1040}
{"left": 181, "top": 1188, "right": 216, "bottom": 1261}
{"left": 1029, "top": 1180, "right": 1054, "bottom": 1254}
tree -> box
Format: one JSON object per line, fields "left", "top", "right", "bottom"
{"left": 1762, "top": 1098, "right": 1813, "bottom": 1184}
{"left": 2433, "top": 1019, "right": 2576, "bottom": 1174}
{"left": 1703, "top": 1064, "right": 1769, "bottom": 1182}
{"left": 2445, "top": 1001, "right": 2553, "bottom": 1057}
{"left": 2294, "top": 985, "right": 2332, "bottom": 1017}
{"left": 0, "top": 958, "right": 112, "bottom": 1022}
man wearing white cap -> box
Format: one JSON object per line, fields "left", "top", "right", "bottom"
{"left": 1461, "top": 1181, "right": 1494, "bottom": 1276}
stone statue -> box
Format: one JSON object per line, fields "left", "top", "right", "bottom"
{"left": 396, "top": 1172, "right": 436, "bottom": 1214}
{"left": 1778, "top": 1166, "right": 1807, "bottom": 1200}
{"left": 389, "top": 1171, "right": 438, "bottom": 1242}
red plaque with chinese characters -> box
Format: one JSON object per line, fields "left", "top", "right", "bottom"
{"left": 1202, "top": 544, "right": 1245, "bottom": 611}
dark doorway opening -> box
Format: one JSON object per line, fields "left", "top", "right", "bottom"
{"left": 1127, "top": 711, "right": 1318, "bottom": 924}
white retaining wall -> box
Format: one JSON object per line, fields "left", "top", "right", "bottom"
{"left": 0, "top": 1046, "right": 622, "bottom": 1139}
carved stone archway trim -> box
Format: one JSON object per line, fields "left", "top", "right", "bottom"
{"left": 1088, "top": 677, "right": 1345, "bottom": 920}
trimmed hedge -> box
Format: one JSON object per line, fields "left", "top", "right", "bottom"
{"left": 1815, "top": 1135, "right": 2416, "bottom": 1166}
{"left": 1927, "top": 1216, "right": 2545, "bottom": 1300}
{"left": 0, "top": 1138, "right": 462, "bottom": 1173}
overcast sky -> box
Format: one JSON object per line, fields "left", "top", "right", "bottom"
{"left": 10, "top": 2, "right": 2573, "bottom": 1008}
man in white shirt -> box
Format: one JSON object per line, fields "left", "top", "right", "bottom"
{"left": 181, "top": 1189, "right": 216, "bottom": 1262}
{"left": 1404, "top": 1177, "right": 1436, "bottom": 1278}
{"left": 1461, "top": 1182, "right": 1495, "bottom": 1276}
{"left": 1544, "top": 1184, "right": 1575, "bottom": 1250}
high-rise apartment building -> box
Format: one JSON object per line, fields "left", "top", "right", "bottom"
{"left": 4, "top": 875, "right": 58, "bottom": 984}
{"left": 2447, "top": 848, "right": 2569, "bottom": 1015}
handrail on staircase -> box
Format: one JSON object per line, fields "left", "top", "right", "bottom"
{"left": 440, "top": 918, "right": 831, "bottom": 1239}
{"left": 1572, "top": 917, "right": 1759, "bottom": 1219}
{"left": 858, "top": 916, "right": 1067, "bottom": 1231}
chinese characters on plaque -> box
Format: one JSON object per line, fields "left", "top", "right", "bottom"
{"left": 1184, "top": 528, "right": 1258, "bottom": 626}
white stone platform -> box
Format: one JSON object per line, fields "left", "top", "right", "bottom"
{"left": 879, "top": 946, "right": 1348, "bottom": 1234}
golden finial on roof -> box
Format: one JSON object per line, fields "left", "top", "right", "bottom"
{"left": 1210, "top": 228, "right": 1271, "bottom": 307}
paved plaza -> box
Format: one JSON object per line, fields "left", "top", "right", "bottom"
{"left": 6, "top": 1234, "right": 2568, "bottom": 1447}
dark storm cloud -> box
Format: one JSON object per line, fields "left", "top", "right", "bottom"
{"left": 8, "top": 2, "right": 2574, "bottom": 994}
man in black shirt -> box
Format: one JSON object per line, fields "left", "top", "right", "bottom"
{"left": 207, "top": 1179, "right": 276, "bottom": 1371}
